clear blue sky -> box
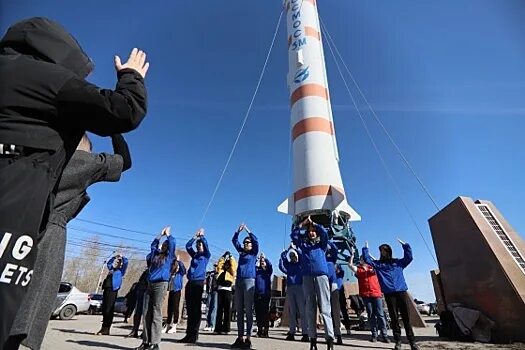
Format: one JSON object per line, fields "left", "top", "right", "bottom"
{"left": 2, "top": 1, "right": 525, "bottom": 301}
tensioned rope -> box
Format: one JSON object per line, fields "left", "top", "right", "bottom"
{"left": 319, "top": 15, "right": 438, "bottom": 265}
{"left": 198, "top": 8, "right": 285, "bottom": 227}
{"left": 319, "top": 15, "right": 440, "bottom": 213}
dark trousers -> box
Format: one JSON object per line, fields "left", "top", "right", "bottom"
{"left": 254, "top": 294, "right": 270, "bottom": 330}
{"left": 215, "top": 289, "right": 232, "bottom": 333}
{"left": 185, "top": 281, "right": 204, "bottom": 337}
{"left": 102, "top": 288, "right": 118, "bottom": 328}
{"left": 132, "top": 289, "right": 146, "bottom": 332}
{"left": 167, "top": 290, "right": 182, "bottom": 324}
{"left": 338, "top": 289, "right": 350, "bottom": 329}
{"left": 384, "top": 291, "right": 415, "bottom": 343}
{"left": 125, "top": 298, "right": 136, "bottom": 320}
{"left": 0, "top": 151, "right": 62, "bottom": 349}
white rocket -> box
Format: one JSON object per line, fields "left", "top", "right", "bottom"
{"left": 278, "top": 0, "right": 360, "bottom": 222}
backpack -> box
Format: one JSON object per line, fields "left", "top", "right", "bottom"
{"left": 435, "top": 310, "right": 471, "bottom": 341}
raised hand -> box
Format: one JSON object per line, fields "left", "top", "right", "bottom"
{"left": 364, "top": 241, "right": 368, "bottom": 248}
{"left": 114, "top": 48, "right": 150, "bottom": 78}
{"left": 237, "top": 223, "right": 245, "bottom": 232}
{"left": 162, "top": 226, "right": 171, "bottom": 236}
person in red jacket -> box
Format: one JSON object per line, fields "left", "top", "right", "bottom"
{"left": 348, "top": 250, "right": 390, "bottom": 344}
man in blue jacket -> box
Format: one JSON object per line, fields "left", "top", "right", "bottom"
{"left": 279, "top": 246, "right": 308, "bottom": 342}
{"left": 254, "top": 254, "right": 272, "bottom": 338}
{"left": 362, "top": 239, "right": 419, "bottom": 350}
{"left": 291, "top": 216, "right": 334, "bottom": 350}
{"left": 231, "top": 223, "right": 259, "bottom": 349}
{"left": 97, "top": 254, "right": 128, "bottom": 335}
{"left": 178, "top": 228, "right": 210, "bottom": 344}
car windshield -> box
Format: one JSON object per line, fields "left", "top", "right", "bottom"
{"left": 90, "top": 294, "right": 103, "bottom": 300}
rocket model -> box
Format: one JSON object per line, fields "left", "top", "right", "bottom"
{"left": 278, "top": 0, "right": 360, "bottom": 222}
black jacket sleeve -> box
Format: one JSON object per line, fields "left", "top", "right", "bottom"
{"left": 55, "top": 69, "right": 147, "bottom": 136}
{"left": 111, "top": 134, "right": 132, "bottom": 171}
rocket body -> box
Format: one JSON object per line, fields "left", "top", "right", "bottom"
{"left": 278, "top": 0, "right": 360, "bottom": 221}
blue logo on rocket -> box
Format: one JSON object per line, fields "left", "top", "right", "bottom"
{"left": 294, "top": 66, "right": 310, "bottom": 83}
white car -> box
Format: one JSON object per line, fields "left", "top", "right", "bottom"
{"left": 414, "top": 299, "right": 431, "bottom": 316}
{"left": 87, "top": 293, "right": 103, "bottom": 314}
{"left": 52, "top": 282, "right": 91, "bottom": 320}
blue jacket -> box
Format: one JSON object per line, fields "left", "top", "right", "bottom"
{"left": 148, "top": 235, "right": 176, "bottom": 282}
{"left": 362, "top": 243, "right": 413, "bottom": 294}
{"left": 279, "top": 251, "right": 302, "bottom": 285}
{"left": 326, "top": 241, "right": 338, "bottom": 285}
{"left": 291, "top": 224, "right": 329, "bottom": 277}
{"left": 232, "top": 231, "right": 259, "bottom": 279}
{"left": 186, "top": 237, "right": 211, "bottom": 282}
{"left": 107, "top": 256, "right": 128, "bottom": 291}
{"left": 255, "top": 258, "right": 273, "bottom": 296}
{"left": 336, "top": 268, "right": 344, "bottom": 290}
{"left": 171, "top": 260, "right": 186, "bottom": 292}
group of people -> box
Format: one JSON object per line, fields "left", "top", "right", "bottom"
{"left": 92, "top": 217, "right": 418, "bottom": 350}
{"left": 278, "top": 216, "right": 419, "bottom": 350}
{"left": 0, "top": 16, "right": 419, "bottom": 350}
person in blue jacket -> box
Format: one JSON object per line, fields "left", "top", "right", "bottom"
{"left": 291, "top": 216, "right": 334, "bottom": 350}
{"left": 178, "top": 228, "right": 211, "bottom": 344}
{"left": 362, "top": 239, "right": 418, "bottom": 350}
{"left": 96, "top": 253, "right": 128, "bottom": 335}
{"left": 164, "top": 256, "right": 186, "bottom": 334}
{"left": 135, "top": 226, "right": 175, "bottom": 350}
{"left": 254, "top": 253, "right": 273, "bottom": 338}
{"left": 231, "top": 223, "right": 259, "bottom": 349}
{"left": 279, "top": 245, "right": 308, "bottom": 342}
{"left": 326, "top": 241, "right": 343, "bottom": 345}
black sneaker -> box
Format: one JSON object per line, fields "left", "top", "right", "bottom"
{"left": 370, "top": 337, "right": 378, "bottom": 343}
{"left": 336, "top": 335, "right": 343, "bottom": 345}
{"left": 410, "top": 342, "right": 420, "bottom": 350}
{"left": 134, "top": 343, "right": 149, "bottom": 350}
{"left": 394, "top": 341, "right": 402, "bottom": 350}
{"left": 285, "top": 333, "right": 295, "bottom": 341}
{"left": 301, "top": 334, "right": 310, "bottom": 342}
{"left": 380, "top": 335, "right": 391, "bottom": 343}
{"left": 231, "top": 338, "right": 244, "bottom": 349}
{"left": 146, "top": 345, "right": 159, "bottom": 350}
{"left": 243, "top": 338, "right": 252, "bottom": 349}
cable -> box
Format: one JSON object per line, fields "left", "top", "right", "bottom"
{"left": 198, "top": 7, "right": 284, "bottom": 226}
{"left": 318, "top": 16, "right": 440, "bottom": 212}
{"left": 320, "top": 17, "right": 438, "bottom": 265}
{"left": 70, "top": 221, "right": 229, "bottom": 254}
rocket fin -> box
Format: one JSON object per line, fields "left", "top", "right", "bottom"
{"left": 278, "top": 195, "right": 295, "bottom": 215}
{"left": 330, "top": 186, "right": 361, "bottom": 222}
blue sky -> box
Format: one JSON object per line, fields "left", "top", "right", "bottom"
{"left": 2, "top": 1, "right": 525, "bottom": 301}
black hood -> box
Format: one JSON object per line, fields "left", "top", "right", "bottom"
{"left": 0, "top": 17, "right": 94, "bottom": 77}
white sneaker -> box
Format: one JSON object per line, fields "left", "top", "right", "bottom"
{"left": 167, "top": 324, "right": 177, "bottom": 334}
{"left": 162, "top": 324, "right": 168, "bottom": 333}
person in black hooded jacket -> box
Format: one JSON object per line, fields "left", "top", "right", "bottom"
{"left": 0, "top": 17, "right": 149, "bottom": 347}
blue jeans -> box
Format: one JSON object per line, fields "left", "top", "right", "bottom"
{"left": 236, "top": 278, "right": 255, "bottom": 337}
{"left": 363, "top": 296, "right": 388, "bottom": 338}
{"left": 302, "top": 275, "right": 334, "bottom": 340}
{"left": 206, "top": 291, "right": 218, "bottom": 328}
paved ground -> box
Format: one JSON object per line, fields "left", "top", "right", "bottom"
{"left": 41, "top": 315, "right": 524, "bottom": 350}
